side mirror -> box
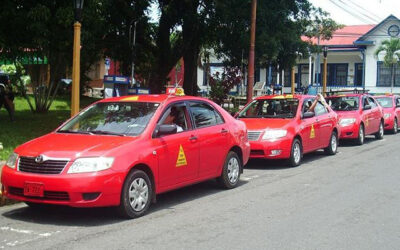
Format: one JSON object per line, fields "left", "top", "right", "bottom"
{"left": 155, "top": 124, "right": 177, "bottom": 137}
{"left": 303, "top": 111, "right": 315, "bottom": 119}
{"left": 363, "top": 104, "right": 371, "bottom": 110}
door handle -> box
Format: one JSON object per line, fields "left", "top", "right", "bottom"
{"left": 189, "top": 135, "right": 198, "bottom": 142}
{"left": 221, "top": 128, "right": 229, "bottom": 134}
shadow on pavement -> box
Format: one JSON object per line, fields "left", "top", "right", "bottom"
{"left": 245, "top": 150, "right": 328, "bottom": 170}
{"left": 1, "top": 179, "right": 248, "bottom": 226}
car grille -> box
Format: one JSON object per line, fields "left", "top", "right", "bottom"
{"left": 250, "top": 150, "right": 265, "bottom": 156}
{"left": 18, "top": 157, "right": 68, "bottom": 174}
{"left": 8, "top": 187, "right": 70, "bottom": 201}
{"left": 247, "top": 131, "right": 262, "bottom": 141}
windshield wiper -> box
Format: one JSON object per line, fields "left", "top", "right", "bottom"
{"left": 90, "top": 130, "right": 126, "bottom": 136}
{"left": 58, "top": 130, "right": 94, "bottom": 135}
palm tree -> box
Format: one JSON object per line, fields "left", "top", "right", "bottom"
{"left": 375, "top": 38, "right": 400, "bottom": 93}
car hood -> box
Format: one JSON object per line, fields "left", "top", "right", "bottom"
{"left": 15, "top": 133, "right": 137, "bottom": 160}
{"left": 239, "top": 118, "right": 293, "bottom": 130}
{"left": 334, "top": 110, "right": 360, "bottom": 119}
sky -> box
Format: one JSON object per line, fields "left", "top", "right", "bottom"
{"left": 309, "top": 0, "right": 400, "bottom": 25}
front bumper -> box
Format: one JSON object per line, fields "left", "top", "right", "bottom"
{"left": 1, "top": 165, "right": 124, "bottom": 207}
{"left": 384, "top": 116, "right": 395, "bottom": 130}
{"left": 249, "top": 137, "right": 292, "bottom": 159}
{"left": 338, "top": 123, "right": 359, "bottom": 139}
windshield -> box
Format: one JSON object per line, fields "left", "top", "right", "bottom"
{"left": 327, "top": 96, "right": 359, "bottom": 111}
{"left": 58, "top": 102, "right": 160, "bottom": 136}
{"left": 375, "top": 97, "right": 393, "bottom": 108}
{"left": 238, "top": 98, "right": 299, "bottom": 118}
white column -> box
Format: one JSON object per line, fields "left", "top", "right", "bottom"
{"left": 277, "top": 65, "right": 280, "bottom": 85}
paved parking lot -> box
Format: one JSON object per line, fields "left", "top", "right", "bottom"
{"left": 0, "top": 134, "right": 399, "bottom": 249}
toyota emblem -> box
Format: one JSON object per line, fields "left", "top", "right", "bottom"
{"left": 35, "top": 155, "right": 44, "bottom": 164}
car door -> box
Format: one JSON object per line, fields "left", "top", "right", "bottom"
{"left": 299, "top": 98, "right": 320, "bottom": 153}
{"left": 362, "top": 96, "right": 373, "bottom": 134}
{"left": 395, "top": 97, "right": 400, "bottom": 120}
{"left": 188, "top": 101, "right": 228, "bottom": 179}
{"left": 314, "top": 101, "right": 333, "bottom": 148}
{"left": 154, "top": 102, "right": 199, "bottom": 188}
{"left": 368, "top": 97, "right": 381, "bottom": 132}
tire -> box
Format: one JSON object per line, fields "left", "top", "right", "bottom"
{"left": 324, "top": 131, "right": 338, "bottom": 155}
{"left": 392, "top": 118, "right": 398, "bottom": 134}
{"left": 288, "top": 138, "right": 302, "bottom": 167}
{"left": 375, "top": 121, "right": 384, "bottom": 140}
{"left": 355, "top": 124, "right": 365, "bottom": 145}
{"left": 117, "top": 169, "right": 152, "bottom": 219}
{"left": 217, "top": 151, "right": 241, "bottom": 189}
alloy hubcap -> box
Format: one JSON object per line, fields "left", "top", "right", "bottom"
{"left": 395, "top": 120, "right": 398, "bottom": 133}
{"left": 293, "top": 142, "right": 301, "bottom": 163}
{"left": 380, "top": 123, "right": 384, "bottom": 137}
{"left": 227, "top": 157, "right": 240, "bottom": 184}
{"left": 359, "top": 126, "right": 364, "bottom": 143}
{"left": 331, "top": 134, "right": 337, "bottom": 152}
{"left": 128, "top": 178, "right": 149, "bottom": 212}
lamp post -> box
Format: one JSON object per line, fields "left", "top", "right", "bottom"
{"left": 71, "top": 0, "right": 84, "bottom": 117}
{"left": 323, "top": 46, "right": 328, "bottom": 96}
{"left": 129, "top": 20, "right": 138, "bottom": 87}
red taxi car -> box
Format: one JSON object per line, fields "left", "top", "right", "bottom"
{"left": 375, "top": 94, "right": 400, "bottom": 134}
{"left": 1, "top": 92, "right": 250, "bottom": 218}
{"left": 326, "top": 93, "right": 384, "bottom": 145}
{"left": 237, "top": 94, "right": 339, "bottom": 167}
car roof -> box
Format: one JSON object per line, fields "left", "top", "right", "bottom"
{"left": 254, "top": 94, "right": 314, "bottom": 100}
{"left": 98, "top": 94, "right": 211, "bottom": 104}
{"left": 326, "top": 93, "right": 367, "bottom": 98}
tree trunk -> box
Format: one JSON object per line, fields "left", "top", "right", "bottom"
{"left": 183, "top": 46, "right": 199, "bottom": 96}
{"left": 391, "top": 63, "right": 395, "bottom": 93}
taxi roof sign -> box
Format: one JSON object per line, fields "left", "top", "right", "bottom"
{"left": 167, "top": 87, "right": 185, "bottom": 96}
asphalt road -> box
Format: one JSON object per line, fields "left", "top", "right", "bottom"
{"left": 0, "top": 133, "right": 399, "bottom": 250}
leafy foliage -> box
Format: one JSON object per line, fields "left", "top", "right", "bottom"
{"left": 209, "top": 67, "right": 241, "bottom": 105}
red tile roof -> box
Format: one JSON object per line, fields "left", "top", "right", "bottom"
{"left": 302, "top": 25, "right": 375, "bottom": 46}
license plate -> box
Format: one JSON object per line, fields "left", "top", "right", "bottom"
{"left": 24, "top": 182, "right": 44, "bottom": 197}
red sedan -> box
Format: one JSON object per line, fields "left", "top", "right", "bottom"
{"left": 326, "top": 94, "right": 384, "bottom": 145}
{"left": 1, "top": 92, "right": 250, "bottom": 218}
{"left": 375, "top": 94, "right": 400, "bottom": 134}
{"left": 237, "top": 94, "right": 339, "bottom": 167}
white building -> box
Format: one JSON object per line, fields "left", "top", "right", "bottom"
{"left": 197, "top": 15, "right": 400, "bottom": 95}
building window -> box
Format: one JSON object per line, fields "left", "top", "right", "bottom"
{"left": 321, "top": 64, "right": 348, "bottom": 86}
{"left": 377, "top": 61, "right": 400, "bottom": 87}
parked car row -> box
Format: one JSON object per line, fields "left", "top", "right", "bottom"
{"left": 1, "top": 90, "right": 399, "bottom": 219}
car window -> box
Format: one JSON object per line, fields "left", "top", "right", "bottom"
{"left": 159, "top": 103, "right": 190, "bottom": 133}
{"left": 239, "top": 98, "right": 299, "bottom": 118}
{"left": 189, "top": 102, "right": 223, "bottom": 128}
{"left": 327, "top": 96, "right": 359, "bottom": 111}
{"left": 368, "top": 97, "right": 377, "bottom": 108}
{"left": 314, "top": 102, "right": 328, "bottom": 116}
{"left": 302, "top": 98, "right": 315, "bottom": 114}
{"left": 376, "top": 97, "right": 393, "bottom": 108}
{"left": 396, "top": 98, "right": 400, "bottom": 106}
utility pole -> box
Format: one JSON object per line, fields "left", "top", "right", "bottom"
{"left": 247, "top": 0, "right": 257, "bottom": 103}
{"left": 129, "top": 20, "right": 138, "bottom": 87}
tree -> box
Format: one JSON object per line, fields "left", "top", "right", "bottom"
{"left": 209, "top": 67, "right": 242, "bottom": 105}
{"left": 0, "top": 0, "right": 108, "bottom": 112}
{"left": 375, "top": 38, "right": 400, "bottom": 93}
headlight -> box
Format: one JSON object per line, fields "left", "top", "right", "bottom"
{"left": 384, "top": 113, "right": 391, "bottom": 119}
{"left": 67, "top": 157, "right": 114, "bottom": 174}
{"left": 262, "top": 129, "right": 287, "bottom": 140}
{"left": 5, "top": 153, "right": 18, "bottom": 169}
{"left": 339, "top": 118, "right": 356, "bottom": 127}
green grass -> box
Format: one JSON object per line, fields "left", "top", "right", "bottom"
{"left": 0, "top": 95, "right": 99, "bottom": 161}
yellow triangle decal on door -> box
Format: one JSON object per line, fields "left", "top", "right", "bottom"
{"left": 310, "top": 124, "right": 315, "bottom": 138}
{"left": 176, "top": 145, "right": 187, "bottom": 167}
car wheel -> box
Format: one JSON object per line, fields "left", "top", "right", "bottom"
{"left": 324, "top": 131, "right": 338, "bottom": 155}
{"left": 117, "top": 169, "right": 152, "bottom": 219}
{"left": 288, "top": 138, "right": 302, "bottom": 167}
{"left": 375, "top": 121, "right": 384, "bottom": 140}
{"left": 392, "top": 118, "right": 398, "bottom": 134}
{"left": 217, "top": 151, "right": 241, "bottom": 189}
{"left": 356, "top": 124, "right": 365, "bottom": 145}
